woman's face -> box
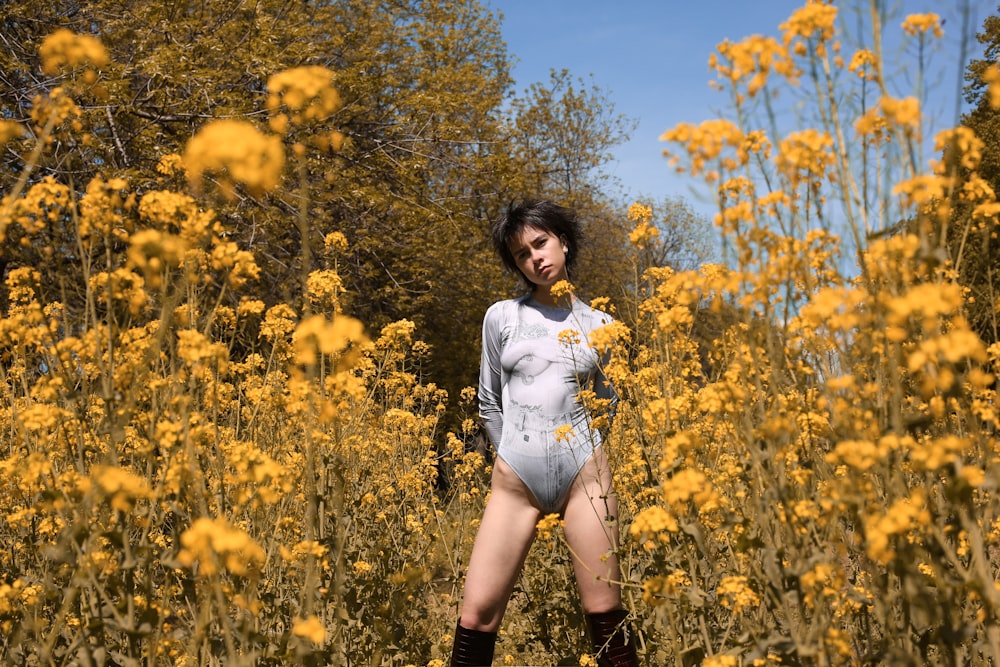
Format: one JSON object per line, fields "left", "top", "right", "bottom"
{"left": 509, "top": 225, "right": 569, "bottom": 289}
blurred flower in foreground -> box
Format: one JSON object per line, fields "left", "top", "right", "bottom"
{"left": 93, "top": 465, "right": 153, "bottom": 512}
{"left": 902, "top": 13, "right": 943, "bottom": 38}
{"left": 267, "top": 66, "right": 342, "bottom": 133}
{"left": 292, "top": 615, "right": 327, "bottom": 644}
{"left": 0, "top": 120, "right": 23, "bottom": 146}
{"left": 178, "top": 517, "right": 265, "bottom": 577}
{"left": 39, "top": 28, "right": 108, "bottom": 79}
{"left": 184, "top": 119, "right": 285, "bottom": 199}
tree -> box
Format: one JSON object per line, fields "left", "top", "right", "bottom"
{"left": 0, "top": 0, "right": 515, "bottom": 397}
{"left": 0, "top": 0, "right": 676, "bottom": 424}
{"left": 630, "top": 195, "right": 715, "bottom": 273}
{"left": 498, "top": 69, "right": 640, "bottom": 305}
{"left": 950, "top": 5, "right": 1000, "bottom": 344}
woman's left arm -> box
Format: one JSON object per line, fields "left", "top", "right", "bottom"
{"left": 594, "top": 350, "right": 619, "bottom": 427}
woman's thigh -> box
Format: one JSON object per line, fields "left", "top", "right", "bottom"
{"left": 459, "top": 457, "right": 542, "bottom": 631}
{"left": 562, "top": 447, "right": 624, "bottom": 614}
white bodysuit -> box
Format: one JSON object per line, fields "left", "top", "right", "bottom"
{"left": 478, "top": 294, "right": 618, "bottom": 514}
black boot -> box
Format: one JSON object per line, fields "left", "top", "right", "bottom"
{"left": 450, "top": 620, "right": 497, "bottom": 667}
{"left": 586, "top": 609, "right": 639, "bottom": 667}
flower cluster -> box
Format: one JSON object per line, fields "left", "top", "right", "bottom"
{"left": 184, "top": 119, "right": 285, "bottom": 198}
{"left": 38, "top": 28, "right": 108, "bottom": 78}
{"left": 267, "top": 66, "right": 342, "bottom": 132}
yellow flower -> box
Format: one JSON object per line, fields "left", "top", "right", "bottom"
{"left": 626, "top": 202, "right": 652, "bottom": 223}
{"left": 306, "top": 269, "right": 344, "bottom": 310}
{"left": 211, "top": 242, "right": 260, "bottom": 287}
{"left": 893, "top": 174, "right": 948, "bottom": 212}
{"left": 156, "top": 153, "right": 184, "bottom": 176}
{"left": 983, "top": 65, "right": 1000, "bottom": 110}
{"left": 78, "top": 175, "right": 131, "bottom": 241}
{"left": 588, "top": 321, "right": 631, "bottom": 354}
{"left": 848, "top": 49, "right": 877, "bottom": 79}
{"left": 824, "top": 439, "right": 882, "bottom": 471}
{"left": 628, "top": 220, "right": 659, "bottom": 249}
{"left": 30, "top": 87, "right": 80, "bottom": 136}
{"left": 775, "top": 128, "right": 834, "bottom": 187}
{"left": 864, "top": 488, "right": 931, "bottom": 564}
{"left": 553, "top": 424, "right": 574, "bottom": 443}
{"left": 640, "top": 569, "right": 691, "bottom": 606}
{"left": 292, "top": 314, "right": 368, "bottom": 367}
{"left": 781, "top": 1, "right": 838, "bottom": 50}
{"left": 962, "top": 175, "right": 995, "bottom": 204}
{"left": 756, "top": 190, "right": 790, "bottom": 216}
{"left": 799, "top": 562, "right": 843, "bottom": 609}
{"left": 662, "top": 468, "right": 715, "bottom": 510}
{"left": 558, "top": 329, "right": 581, "bottom": 346}
{"left": 267, "top": 66, "right": 342, "bottom": 131}
{"left": 184, "top": 119, "right": 285, "bottom": 198}
{"left": 935, "top": 126, "right": 984, "bottom": 172}
{"left": 38, "top": 28, "right": 109, "bottom": 76}
{"left": 711, "top": 34, "right": 794, "bottom": 96}
{"left": 716, "top": 575, "right": 760, "bottom": 614}
{"left": 0, "top": 120, "right": 24, "bottom": 146}
{"left": 5, "top": 176, "right": 73, "bottom": 237}
{"left": 629, "top": 505, "right": 678, "bottom": 539}
{"left": 222, "top": 439, "right": 292, "bottom": 507}
{"left": 177, "top": 517, "right": 266, "bottom": 577}
{"left": 536, "top": 513, "right": 563, "bottom": 540}
{"left": 377, "top": 319, "right": 416, "bottom": 350}
{"left": 902, "top": 13, "right": 943, "bottom": 38}
{"left": 292, "top": 615, "right": 327, "bottom": 644}
{"left": 17, "top": 404, "right": 69, "bottom": 433}
{"left": 259, "top": 303, "right": 298, "bottom": 343}
{"left": 551, "top": 279, "right": 574, "bottom": 298}
{"left": 238, "top": 298, "right": 266, "bottom": 318}
{"left": 324, "top": 230, "right": 349, "bottom": 252}
{"left": 589, "top": 296, "right": 613, "bottom": 314}
{"left": 879, "top": 96, "right": 921, "bottom": 134}
{"left": 661, "top": 119, "right": 744, "bottom": 177}
{"left": 854, "top": 107, "right": 889, "bottom": 143}
{"left": 127, "top": 229, "right": 187, "bottom": 288}
{"left": 94, "top": 465, "right": 153, "bottom": 512}
{"left": 908, "top": 435, "right": 968, "bottom": 472}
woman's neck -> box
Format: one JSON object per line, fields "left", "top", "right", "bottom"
{"left": 531, "top": 285, "right": 573, "bottom": 309}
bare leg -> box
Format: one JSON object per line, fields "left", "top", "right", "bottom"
{"left": 563, "top": 448, "right": 639, "bottom": 666}
{"left": 562, "top": 446, "right": 623, "bottom": 614}
{"left": 458, "top": 457, "right": 543, "bottom": 631}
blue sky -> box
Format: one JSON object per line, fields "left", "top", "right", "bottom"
{"left": 486, "top": 1, "right": 995, "bottom": 214}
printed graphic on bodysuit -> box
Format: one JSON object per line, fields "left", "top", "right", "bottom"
{"left": 478, "top": 295, "right": 618, "bottom": 513}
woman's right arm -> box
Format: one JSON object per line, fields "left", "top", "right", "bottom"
{"left": 478, "top": 303, "right": 504, "bottom": 448}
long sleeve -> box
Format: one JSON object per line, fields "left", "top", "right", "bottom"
{"left": 594, "top": 350, "right": 619, "bottom": 427}
{"left": 478, "top": 303, "right": 505, "bottom": 448}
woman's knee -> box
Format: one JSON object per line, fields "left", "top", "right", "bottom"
{"left": 578, "top": 583, "right": 624, "bottom": 615}
{"left": 457, "top": 603, "right": 504, "bottom": 632}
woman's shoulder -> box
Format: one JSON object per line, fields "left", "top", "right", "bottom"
{"left": 482, "top": 295, "right": 528, "bottom": 329}
{"left": 571, "top": 298, "right": 616, "bottom": 326}
{"left": 485, "top": 294, "right": 530, "bottom": 316}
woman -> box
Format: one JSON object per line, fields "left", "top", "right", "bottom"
{"left": 450, "top": 200, "right": 638, "bottom": 667}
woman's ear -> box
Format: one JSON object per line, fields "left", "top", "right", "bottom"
{"left": 560, "top": 235, "right": 569, "bottom": 253}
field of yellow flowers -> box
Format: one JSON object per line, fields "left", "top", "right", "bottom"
{"left": 3, "top": 4, "right": 1000, "bottom": 666}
